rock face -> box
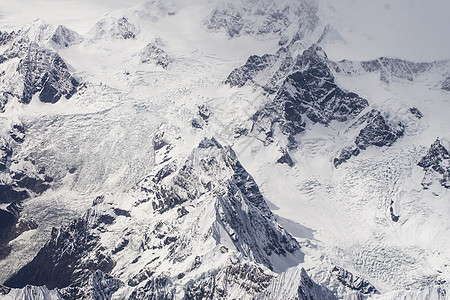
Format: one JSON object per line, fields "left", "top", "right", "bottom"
{"left": 251, "top": 45, "right": 368, "bottom": 149}
{"left": 186, "top": 263, "right": 274, "bottom": 299}
{"left": 418, "top": 139, "right": 450, "bottom": 189}
{"left": 5, "top": 197, "right": 117, "bottom": 297}
{"left": 332, "top": 57, "right": 438, "bottom": 83}
{"left": 259, "top": 266, "right": 336, "bottom": 300}
{"left": 17, "top": 42, "right": 79, "bottom": 104}
{"left": 50, "top": 25, "right": 83, "bottom": 48}
{"left": 331, "top": 266, "right": 378, "bottom": 295}
{"left": 1, "top": 285, "right": 62, "bottom": 299}
{"left": 0, "top": 31, "right": 16, "bottom": 46}
{"left": 140, "top": 41, "right": 172, "bottom": 69}
{"left": 442, "top": 76, "right": 450, "bottom": 91}
{"left": 90, "top": 16, "right": 137, "bottom": 40}
{"left": 225, "top": 54, "right": 277, "bottom": 88}
{"left": 206, "top": 0, "right": 318, "bottom": 38}
{"left": 4, "top": 138, "right": 307, "bottom": 298}
{"left": 0, "top": 31, "right": 80, "bottom": 110}
{"left": 0, "top": 202, "right": 38, "bottom": 260}
{"left": 334, "top": 110, "right": 405, "bottom": 167}
{"left": 0, "top": 122, "right": 52, "bottom": 205}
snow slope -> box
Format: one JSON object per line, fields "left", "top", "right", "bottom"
{"left": 0, "top": 0, "right": 449, "bottom": 299}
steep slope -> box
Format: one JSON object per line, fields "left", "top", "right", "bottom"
{"left": 0, "top": 1, "right": 449, "bottom": 299}
{"left": 4, "top": 138, "right": 307, "bottom": 299}
{"left": 0, "top": 26, "right": 80, "bottom": 110}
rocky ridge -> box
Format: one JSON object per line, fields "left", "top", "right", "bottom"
{"left": 3, "top": 138, "right": 314, "bottom": 299}
{"left": 0, "top": 27, "right": 80, "bottom": 111}
{"left": 418, "top": 139, "right": 450, "bottom": 189}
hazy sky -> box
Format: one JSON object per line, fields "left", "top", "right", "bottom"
{"left": 0, "top": 0, "right": 143, "bottom": 33}
{"left": 0, "top": 0, "right": 449, "bottom": 61}
{"left": 319, "top": 0, "right": 450, "bottom": 61}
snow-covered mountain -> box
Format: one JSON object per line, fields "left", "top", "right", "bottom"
{"left": 0, "top": 0, "right": 449, "bottom": 299}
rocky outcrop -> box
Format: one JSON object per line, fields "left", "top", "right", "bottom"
{"left": 0, "top": 33, "right": 80, "bottom": 110}
{"left": 4, "top": 198, "right": 116, "bottom": 292}
{"left": 225, "top": 54, "right": 277, "bottom": 87}
{"left": 137, "top": 138, "right": 301, "bottom": 270}
{"left": 418, "top": 139, "right": 450, "bottom": 189}
{"left": 252, "top": 45, "right": 368, "bottom": 149}
{"left": 332, "top": 57, "right": 448, "bottom": 84}
{"left": 259, "top": 267, "right": 336, "bottom": 299}
{"left": 4, "top": 138, "right": 305, "bottom": 298}
{"left": 0, "top": 31, "right": 16, "bottom": 46}
{"left": 225, "top": 47, "right": 296, "bottom": 93}
{"left": 140, "top": 40, "right": 172, "bottom": 69}
{"left": 276, "top": 149, "right": 294, "bottom": 167}
{"left": 206, "top": 0, "right": 318, "bottom": 38}
{"left": 128, "top": 276, "right": 175, "bottom": 300}
{"left": 17, "top": 42, "right": 79, "bottom": 104}
{"left": 0, "top": 123, "right": 52, "bottom": 205}
{"left": 331, "top": 266, "right": 378, "bottom": 295}
{"left": 0, "top": 202, "right": 38, "bottom": 260}
{"left": 90, "top": 16, "right": 137, "bottom": 40}
{"left": 442, "top": 76, "right": 450, "bottom": 91}
{"left": 50, "top": 25, "right": 83, "bottom": 48}
{"left": 186, "top": 263, "right": 273, "bottom": 299}
{"left": 334, "top": 110, "right": 405, "bottom": 167}
{"left": 410, "top": 107, "right": 423, "bottom": 119}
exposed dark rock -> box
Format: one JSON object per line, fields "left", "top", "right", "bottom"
{"left": 113, "top": 208, "right": 131, "bottom": 217}
{"left": 0, "top": 202, "right": 38, "bottom": 258}
{"left": 129, "top": 276, "right": 175, "bottom": 300}
{"left": 116, "top": 17, "right": 136, "bottom": 39}
{"left": 390, "top": 200, "right": 400, "bottom": 222}
{"left": 15, "top": 173, "right": 50, "bottom": 194}
{"left": 153, "top": 163, "right": 177, "bottom": 184}
{"left": 89, "top": 270, "right": 124, "bottom": 300}
{"left": 276, "top": 149, "right": 294, "bottom": 167}
{"left": 0, "top": 31, "right": 16, "bottom": 46}
{"left": 0, "top": 208, "right": 16, "bottom": 259}
{"left": 206, "top": 2, "right": 317, "bottom": 38}
{"left": 0, "top": 35, "right": 80, "bottom": 110}
{"left": 4, "top": 206, "right": 115, "bottom": 290}
{"left": 252, "top": 45, "right": 368, "bottom": 149}
{"left": 0, "top": 284, "right": 11, "bottom": 295}
{"left": 0, "top": 184, "right": 29, "bottom": 204}
{"left": 259, "top": 267, "right": 336, "bottom": 299}
{"left": 17, "top": 42, "right": 79, "bottom": 104}
{"left": 226, "top": 54, "right": 276, "bottom": 87}
{"left": 9, "top": 123, "right": 25, "bottom": 143}
{"left": 191, "top": 118, "right": 205, "bottom": 129}
{"left": 442, "top": 76, "right": 450, "bottom": 91}
{"left": 177, "top": 206, "right": 188, "bottom": 218}
{"left": 331, "top": 266, "right": 378, "bottom": 295}
{"left": 418, "top": 139, "right": 450, "bottom": 189}
{"left": 234, "top": 127, "right": 248, "bottom": 138}
{"left": 207, "top": 7, "right": 244, "bottom": 37}
{"left": 355, "top": 111, "right": 404, "bottom": 150}
{"left": 410, "top": 107, "right": 423, "bottom": 119}
{"left": 140, "top": 41, "right": 172, "bottom": 69}
{"left": 186, "top": 263, "right": 273, "bottom": 300}
{"left": 153, "top": 131, "right": 168, "bottom": 151}
{"left": 333, "top": 57, "right": 437, "bottom": 83}
{"left": 198, "top": 104, "right": 211, "bottom": 121}
{"left": 0, "top": 145, "right": 12, "bottom": 173}
{"left": 50, "top": 25, "right": 82, "bottom": 48}
{"left": 334, "top": 110, "right": 405, "bottom": 167}
{"left": 128, "top": 269, "right": 154, "bottom": 287}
